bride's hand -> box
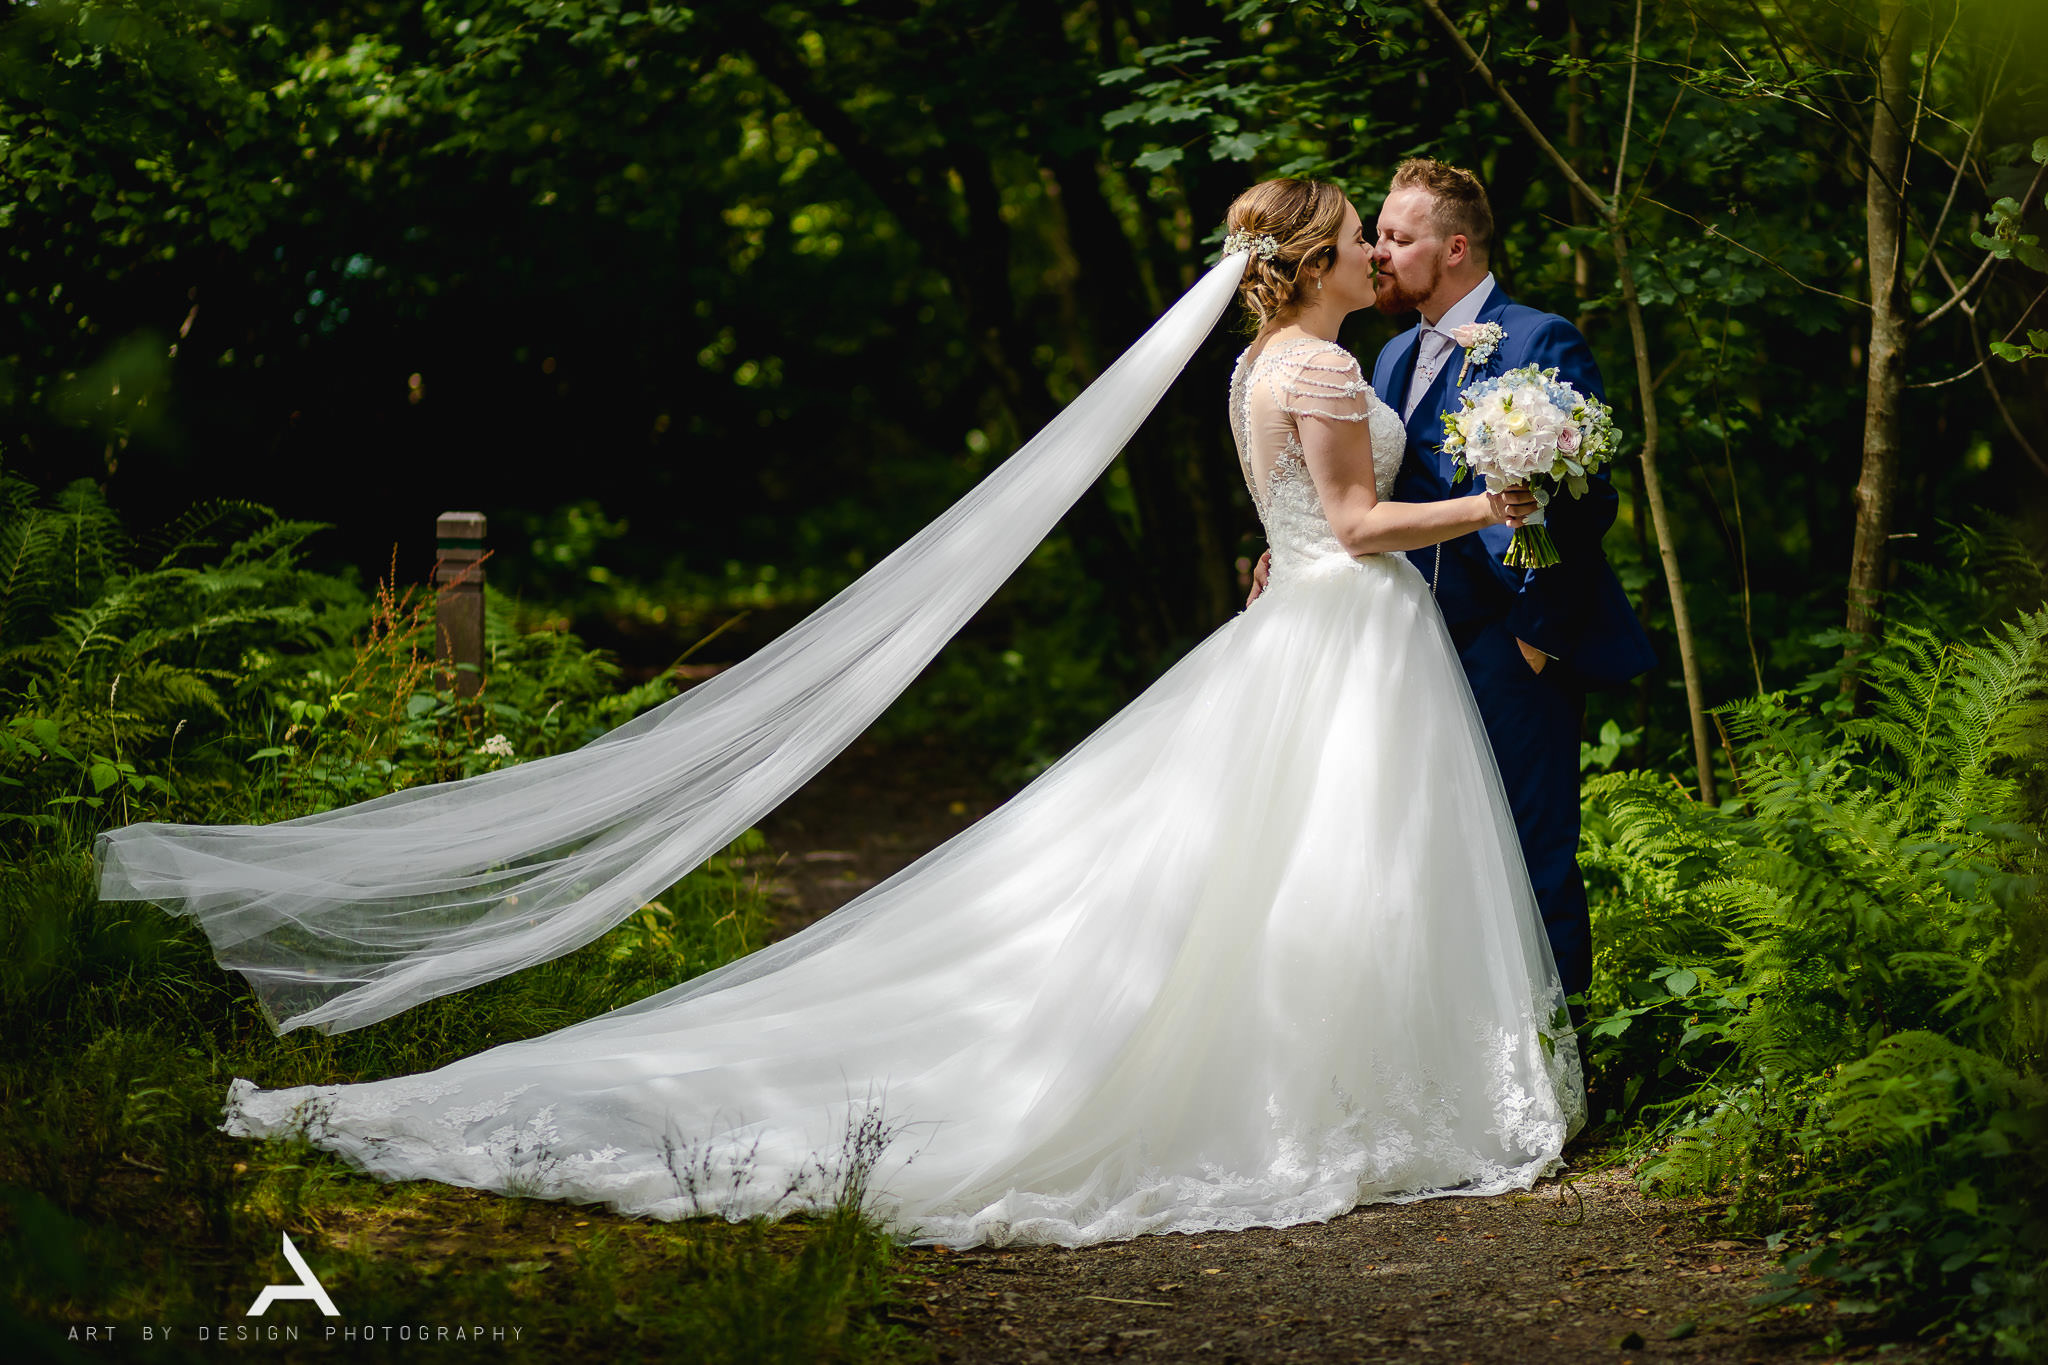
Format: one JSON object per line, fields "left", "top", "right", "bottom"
{"left": 1494, "top": 485, "right": 1539, "bottom": 529}
{"left": 1246, "top": 550, "right": 1272, "bottom": 606}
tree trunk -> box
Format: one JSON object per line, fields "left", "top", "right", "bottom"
{"left": 1845, "top": 0, "right": 1912, "bottom": 649}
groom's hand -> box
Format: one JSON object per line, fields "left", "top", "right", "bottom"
{"left": 1516, "top": 638, "right": 1549, "bottom": 675}
{"left": 1247, "top": 550, "right": 1272, "bottom": 606}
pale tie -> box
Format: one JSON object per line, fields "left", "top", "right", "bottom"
{"left": 1403, "top": 326, "right": 1455, "bottom": 420}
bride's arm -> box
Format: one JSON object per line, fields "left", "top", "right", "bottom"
{"left": 1298, "top": 414, "right": 1510, "bottom": 557}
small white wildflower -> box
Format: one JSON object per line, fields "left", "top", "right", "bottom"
{"left": 479, "top": 733, "right": 515, "bottom": 760}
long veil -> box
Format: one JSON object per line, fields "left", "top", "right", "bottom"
{"left": 95, "top": 252, "right": 1251, "bottom": 1035}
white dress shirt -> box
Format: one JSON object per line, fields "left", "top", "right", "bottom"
{"left": 1401, "top": 273, "right": 1497, "bottom": 421}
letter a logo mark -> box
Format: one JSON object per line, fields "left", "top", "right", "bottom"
{"left": 246, "top": 1232, "right": 340, "bottom": 1317}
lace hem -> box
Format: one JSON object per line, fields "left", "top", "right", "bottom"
{"left": 218, "top": 1003, "right": 1583, "bottom": 1251}
{"left": 221, "top": 1080, "right": 1571, "bottom": 1251}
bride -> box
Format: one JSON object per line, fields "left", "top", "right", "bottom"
{"left": 98, "top": 177, "right": 1582, "bottom": 1249}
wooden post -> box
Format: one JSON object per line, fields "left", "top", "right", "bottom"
{"left": 434, "top": 511, "right": 487, "bottom": 698}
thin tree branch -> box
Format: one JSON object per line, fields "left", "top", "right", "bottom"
{"left": 1613, "top": 0, "right": 1644, "bottom": 206}
{"left": 1683, "top": 302, "right": 1766, "bottom": 694}
{"left": 1929, "top": 242, "right": 1964, "bottom": 296}
{"left": 1909, "top": 286, "right": 2048, "bottom": 389}
{"left": 1694, "top": 0, "right": 1983, "bottom": 209}
{"left": 1640, "top": 196, "right": 1867, "bottom": 307}
{"left": 1916, "top": 158, "right": 2048, "bottom": 332}
{"left": 1909, "top": 358, "right": 1984, "bottom": 390}
{"left": 1741, "top": 0, "right": 1875, "bottom": 168}
{"left": 1895, "top": 0, "right": 1960, "bottom": 242}
{"left": 1651, "top": 350, "right": 1690, "bottom": 394}
{"left": 1908, "top": 91, "right": 1993, "bottom": 291}
{"left": 1968, "top": 313, "right": 2048, "bottom": 479}
{"left": 1417, "top": 0, "right": 1611, "bottom": 221}
{"left": 2003, "top": 286, "right": 2048, "bottom": 346}
{"left": 1907, "top": 13, "right": 2007, "bottom": 291}
{"left": 1622, "top": 18, "right": 1697, "bottom": 220}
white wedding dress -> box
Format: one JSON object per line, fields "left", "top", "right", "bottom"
{"left": 221, "top": 339, "right": 1582, "bottom": 1248}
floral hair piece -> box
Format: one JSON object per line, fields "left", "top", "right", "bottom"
{"left": 1221, "top": 231, "right": 1281, "bottom": 261}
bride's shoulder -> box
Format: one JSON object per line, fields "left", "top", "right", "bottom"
{"left": 1250, "top": 336, "right": 1378, "bottom": 422}
{"left": 1282, "top": 340, "right": 1374, "bottom": 403}
{"left": 1247, "top": 334, "right": 1366, "bottom": 382}
{"left": 1292, "top": 340, "right": 1366, "bottom": 382}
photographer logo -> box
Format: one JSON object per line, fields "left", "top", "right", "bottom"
{"left": 246, "top": 1232, "right": 339, "bottom": 1317}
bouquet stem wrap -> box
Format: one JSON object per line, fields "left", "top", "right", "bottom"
{"left": 1504, "top": 516, "right": 1559, "bottom": 570}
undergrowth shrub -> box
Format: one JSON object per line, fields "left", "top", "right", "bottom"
{"left": 0, "top": 465, "right": 920, "bottom": 1362}
{"left": 1582, "top": 587, "right": 2047, "bottom": 1355}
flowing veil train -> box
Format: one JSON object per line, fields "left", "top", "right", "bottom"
{"left": 96, "top": 252, "right": 1253, "bottom": 1036}
{"left": 199, "top": 309, "right": 1581, "bottom": 1248}
{"left": 117, "top": 241, "right": 1585, "bottom": 1248}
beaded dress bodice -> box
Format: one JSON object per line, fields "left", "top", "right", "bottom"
{"left": 1229, "top": 339, "right": 1408, "bottom": 586}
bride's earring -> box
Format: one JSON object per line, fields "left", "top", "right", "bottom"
{"left": 1316, "top": 275, "right": 1323, "bottom": 292}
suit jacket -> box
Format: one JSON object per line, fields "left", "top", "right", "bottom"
{"left": 1371, "top": 288, "right": 1656, "bottom": 689}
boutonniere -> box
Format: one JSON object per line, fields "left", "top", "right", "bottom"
{"left": 1449, "top": 322, "right": 1505, "bottom": 387}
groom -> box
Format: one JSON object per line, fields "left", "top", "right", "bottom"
{"left": 1369, "top": 159, "right": 1653, "bottom": 1006}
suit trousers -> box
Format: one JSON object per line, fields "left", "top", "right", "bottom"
{"left": 1450, "top": 613, "right": 1591, "bottom": 1004}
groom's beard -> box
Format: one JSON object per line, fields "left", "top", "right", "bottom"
{"left": 1374, "top": 259, "right": 1443, "bottom": 316}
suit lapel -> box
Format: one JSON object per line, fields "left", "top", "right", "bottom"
{"left": 1382, "top": 326, "right": 1422, "bottom": 415}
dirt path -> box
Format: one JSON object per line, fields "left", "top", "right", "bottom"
{"left": 894, "top": 1173, "right": 1935, "bottom": 1363}
{"left": 747, "top": 740, "right": 1942, "bottom": 1365}
{"left": 751, "top": 733, "right": 1008, "bottom": 937}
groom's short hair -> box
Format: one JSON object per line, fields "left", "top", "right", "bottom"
{"left": 1390, "top": 158, "right": 1493, "bottom": 261}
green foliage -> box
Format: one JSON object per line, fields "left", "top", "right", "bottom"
{"left": 0, "top": 465, "right": 923, "bottom": 1359}
{"left": 8, "top": 0, "right": 2042, "bottom": 788}
{"left": 0, "top": 467, "right": 352, "bottom": 839}
{"left": 0, "top": 456, "right": 699, "bottom": 846}
{"left": 1981, "top": 136, "right": 2048, "bottom": 363}
{"left": 1580, "top": 598, "right": 2048, "bottom": 1351}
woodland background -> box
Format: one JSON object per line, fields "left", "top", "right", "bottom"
{"left": 2, "top": 0, "right": 2045, "bottom": 1359}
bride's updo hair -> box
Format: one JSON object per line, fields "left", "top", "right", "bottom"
{"left": 1224, "top": 178, "right": 1349, "bottom": 330}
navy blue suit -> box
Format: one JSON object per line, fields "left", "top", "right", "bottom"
{"left": 1371, "top": 287, "right": 1655, "bottom": 998}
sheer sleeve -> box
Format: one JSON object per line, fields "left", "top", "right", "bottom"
{"left": 1275, "top": 345, "right": 1375, "bottom": 423}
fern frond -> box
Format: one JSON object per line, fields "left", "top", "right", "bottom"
{"left": 1823, "top": 1030, "right": 2026, "bottom": 1154}
{"left": 218, "top": 517, "right": 331, "bottom": 570}
{"left": 49, "top": 479, "right": 130, "bottom": 600}
{"left": 144, "top": 498, "right": 278, "bottom": 569}
{"left": 0, "top": 502, "right": 63, "bottom": 649}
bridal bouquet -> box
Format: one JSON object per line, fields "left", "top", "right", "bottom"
{"left": 1442, "top": 365, "right": 1617, "bottom": 569}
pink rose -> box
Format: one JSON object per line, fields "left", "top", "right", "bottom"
{"left": 1449, "top": 323, "right": 1488, "bottom": 348}
{"left": 1558, "top": 424, "right": 1581, "bottom": 455}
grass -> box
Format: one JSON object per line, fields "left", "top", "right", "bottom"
{"left": 0, "top": 836, "right": 933, "bottom": 1364}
